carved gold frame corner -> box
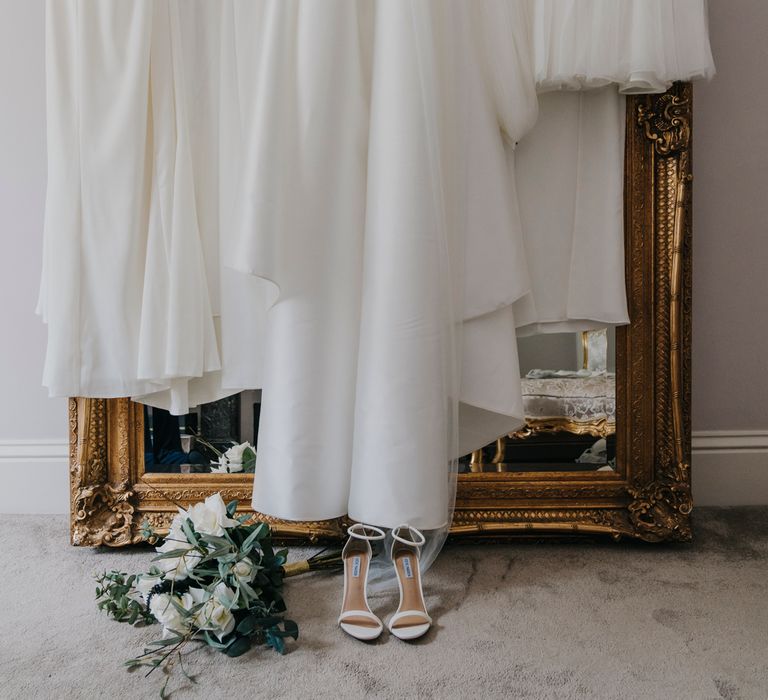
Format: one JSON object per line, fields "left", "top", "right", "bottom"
{"left": 69, "top": 83, "right": 694, "bottom": 547}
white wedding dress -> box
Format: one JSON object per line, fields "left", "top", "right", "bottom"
{"left": 39, "top": 1, "right": 714, "bottom": 561}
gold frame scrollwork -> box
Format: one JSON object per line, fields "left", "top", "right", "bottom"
{"left": 69, "top": 84, "right": 695, "bottom": 546}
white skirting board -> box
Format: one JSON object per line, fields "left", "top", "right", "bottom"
{"left": 0, "top": 432, "right": 766, "bottom": 514}
{"left": 0, "top": 440, "right": 70, "bottom": 514}
{"left": 691, "top": 430, "right": 768, "bottom": 506}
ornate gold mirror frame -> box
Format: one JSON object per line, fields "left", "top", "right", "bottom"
{"left": 69, "top": 83, "right": 694, "bottom": 547}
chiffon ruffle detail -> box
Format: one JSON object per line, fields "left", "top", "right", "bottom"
{"left": 530, "top": 0, "right": 716, "bottom": 94}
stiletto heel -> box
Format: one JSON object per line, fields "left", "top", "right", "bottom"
{"left": 388, "top": 524, "right": 432, "bottom": 641}
{"left": 338, "top": 523, "right": 386, "bottom": 641}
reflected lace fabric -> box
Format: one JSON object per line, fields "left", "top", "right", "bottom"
{"left": 39, "top": 0, "right": 714, "bottom": 574}
{"left": 523, "top": 372, "right": 617, "bottom": 426}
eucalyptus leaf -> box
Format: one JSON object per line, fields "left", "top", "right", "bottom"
{"left": 201, "top": 535, "right": 231, "bottom": 549}
{"left": 241, "top": 523, "right": 268, "bottom": 553}
{"left": 236, "top": 616, "right": 257, "bottom": 636}
{"left": 282, "top": 619, "right": 299, "bottom": 640}
{"left": 152, "top": 548, "right": 194, "bottom": 561}
{"left": 168, "top": 597, "right": 191, "bottom": 617}
{"left": 148, "top": 636, "right": 184, "bottom": 648}
{"left": 203, "top": 631, "right": 227, "bottom": 650}
{"left": 180, "top": 518, "right": 200, "bottom": 547}
{"left": 253, "top": 616, "right": 282, "bottom": 628}
{"left": 239, "top": 580, "right": 261, "bottom": 601}
{"left": 225, "top": 635, "right": 252, "bottom": 658}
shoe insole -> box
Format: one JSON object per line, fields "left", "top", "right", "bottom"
{"left": 392, "top": 551, "right": 427, "bottom": 629}
{"left": 341, "top": 551, "right": 379, "bottom": 628}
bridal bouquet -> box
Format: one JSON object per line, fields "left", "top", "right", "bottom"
{"left": 95, "top": 494, "right": 298, "bottom": 693}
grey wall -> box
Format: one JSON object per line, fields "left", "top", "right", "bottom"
{"left": 692, "top": 0, "right": 768, "bottom": 431}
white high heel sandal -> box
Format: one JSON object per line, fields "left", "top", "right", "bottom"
{"left": 388, "top": 524, "right": 432, "bottom": 641}
{"left": 338, "top": 523, "right": 386, "bottom": 641}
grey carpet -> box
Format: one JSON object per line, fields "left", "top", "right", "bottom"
{"left": 1, "top": 507, "right": 767, "bottom": 699}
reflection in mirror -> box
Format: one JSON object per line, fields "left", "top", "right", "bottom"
{"left": 145, "top": 330, "right": 616, "bottom": 476}
{"left": 460, "top": 328, "right": 616, "bottom": 474}
{"left": 143, "top": 391, "right": 261, "bottom": 475}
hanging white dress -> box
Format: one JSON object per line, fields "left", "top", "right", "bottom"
{"left": 40, "top": 1, "right": 714, "bottom": 560}
{"left": 215, "top": 0, "right": 536, "bottom": 532}
{"left": 39, "top": 0, "right": 221, "bottom": 409}
{"left": 514, "top": 0, "right": 716, "bottom": 335}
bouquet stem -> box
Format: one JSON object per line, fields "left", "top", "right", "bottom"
{"left": 282, "top": 561, "right": 311, "bottom": 577}
{"left": 281, "top": 548, "right": 343, "bottom": 578}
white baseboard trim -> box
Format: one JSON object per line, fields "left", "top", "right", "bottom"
{"left": 0, "top": 439, "right": 69, "bottom": 462}
{"left": 691, "top": 430, "right": 768, "bottom": 506}
{"left": 0, "top": 432, "right": 766, "bottom": 513}
{"left": 0, "top": 439, "right": 69, "bottom": 514}
{"left": 692, "top": 430, "right": 768, "bottom": 454}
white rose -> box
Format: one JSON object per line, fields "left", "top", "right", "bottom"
{"left": 179, "top": 587, "right": 207, "bottom": 620}
{"left": 156, "top": 548, "right": 202, "bottom": 581}
{"left": 212, "top": 582, "right": 236, "bottom": 607}
{"left": 193, "top": 584, "right": 237, "bottom": 640}
{"left": 186, "top": 493, "right": 240, "bottom": 536}
{"left": 149, "top": 594, "right": 190, "bottom": 638}
{"left": 135, "top": 573, "right": 164, "bottom": 602}
{"left": 156, "top": 511, "right": 190, "bottom": 551}
{"left": 224, "top": 442, "right": 252, "bottom": 465}
{"left": 181, "top": 587, "right": 207, "bottom": 608}
{"left": 153, "top": 511, "right": 201, "bottom": 581}
{"left": 171, "top": 512, "right": 190, "bottom": 539}
{"left": 232, "top": 557, "right": 255, "bottom": 582}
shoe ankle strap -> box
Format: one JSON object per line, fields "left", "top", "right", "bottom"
{"left": 391, "top": 524, "right": 426, "bottom": 548}
{"left": 347, "top": 523, "right": 386, "bottom": 541}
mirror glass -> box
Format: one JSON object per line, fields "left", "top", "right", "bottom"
{"left": 143, "top": 329, "right": 616, "bottom": 476}
{"left": 459, "top": 328, "right": 616, "bottom": 474}
{"left": 142, "top": 391, "right": 261, "bottom": 475}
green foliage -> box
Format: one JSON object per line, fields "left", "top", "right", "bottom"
{"left": 94, "top": 571, "right": 155, "bottom": 625}
{"left": 140, "top": 519, "right": 156, "bottom": 542}
{"left": 241, "top": 446, "right": 257, "bottom": 473}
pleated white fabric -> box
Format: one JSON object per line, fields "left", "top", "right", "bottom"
{"left": 39, "top": 0, "right": 221, "bottom": 408}
{"left": 514, "top": 88, "right": 630, "bottom": 336}
{"left": 39, "top": 1, "right": 714, "bottom": 544}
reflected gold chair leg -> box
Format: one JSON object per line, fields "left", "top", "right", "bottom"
{"left": 469, "top": 448, "right": 484, "bottom": 473}
{"left": 491, "top": 437, "right": 507, "bottom": 472}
